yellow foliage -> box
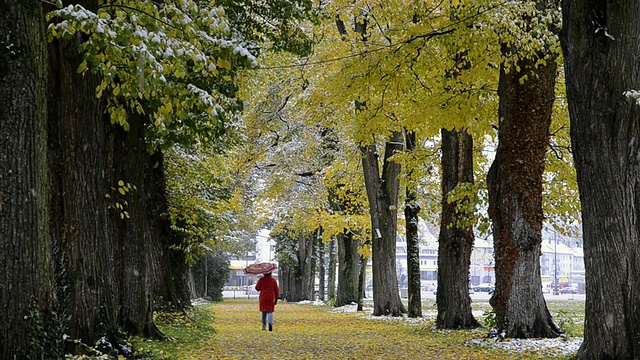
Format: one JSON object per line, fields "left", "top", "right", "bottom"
{"left": 237, "top": 0, "right": 577, "bottom": 241}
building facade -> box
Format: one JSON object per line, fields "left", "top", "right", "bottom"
{"left": 396, "top": 228, "right": 584, "bottom": 293}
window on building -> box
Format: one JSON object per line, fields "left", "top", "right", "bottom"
{"left": 420, "top": 271, "right": 437, "bottom": 280}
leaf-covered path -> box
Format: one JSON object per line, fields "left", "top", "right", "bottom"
{"left": 148, "top": 298, "right": 564, "bottom": 360}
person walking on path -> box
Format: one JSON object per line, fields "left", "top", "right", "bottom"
{"left": 255, "top": 272, "right": 279, "bottom": 331}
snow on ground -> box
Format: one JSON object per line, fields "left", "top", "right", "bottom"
{"left": 296, "top": 299, "right": 326, "bottom": 307}
{"left": 297, "top": 300, "right": 581, "bottom": 358}
{"left": 191, "top": 298, "right": 211, "bottom": 306}
{"left": 467, "top": 336, "right": 582, "bottom": 358}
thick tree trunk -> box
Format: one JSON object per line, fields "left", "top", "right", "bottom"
{"left": 0, "top": 2, "right": 60, "bottom": 358}
{"left": 336, "top": 232, "right": 360, "bottom": 307}
{"left": 107, "top": 114, "right": 162, "bottom": 339}
{"left": 404, "top": 131, "right": 422, "bottom": 318}
{"left": 487, "top": 53, "right": 560, "bottom": 338}
{"left": 47, "top": 0, "right": 164, "bottom": 351}
{"left": 436, "top": 128, "right": 479, "bottom": 329}
{"left": 361, "top": 131, "right": 406, "bottom": 316}
{"left": 561, "top": 2, "right": 640, "bottom": 358}
{"left": 47, "top": 2, "right": 124, "bottom": 351}
{"left": 327, "top": 236, "right": 337, "bottom": 300}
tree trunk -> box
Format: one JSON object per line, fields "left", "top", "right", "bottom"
{"left": 318, "top": 234, "right": 326, "bottom": 301}
{"left": 486, "top": 51, "right": 560, "bottom": 338}
{"left": 107, "top": 114, "right": 162, "bottom": 339}
{"left": 47, "top": 1, "right": 124, "bottom": 351}
{"left": 283, "top": 233, "right": 316, "bottom": 302}
{"left": 436, "top": 128, "right": 479, "bottom": 328}
{"left": 356, "top": 245, "right": 368, "bottom": 311}
{"left": 404, "top": 130, "right": 422, "bottom": 318}
{"left": 47, "top": 0, "right": 165, "bottom": 351}
{"left": 561, "top": 2, "right": 640, "bottom": 358}
{"left": 336, "top": 232, "right": 360, "bottom": 307}
{"left": 327, "top": 235, "right": 337, "bottom": 300}
{"left": 304, "top": 232, "right": 317, "bottom": 300}
{"left": 278, "top": 263, "right": 290, "bottom": 300}
{"left": 188, "top": 268, "right": 198, "bottom": 299}
{"left": 0, "top": 2, "right": 60, "bottom": 358}
{"left": 145, "top": 149, "right": 190, "bottom": 311}
{"left": 361, "top": 131, "right": 406, "bottom": 316}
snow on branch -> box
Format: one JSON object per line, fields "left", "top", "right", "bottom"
{"left": 623, "top": 90, "right": 640, "bottom": 105}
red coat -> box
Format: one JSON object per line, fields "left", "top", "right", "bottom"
{"left": 255, "top": 274, "right": 279, "bottom": 313}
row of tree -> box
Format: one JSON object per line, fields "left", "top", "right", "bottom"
{"left": 244, "top": 1, "right": 640, "bottom": 359}
{"left": 0, "top": 0, "right": 313, "bottom": 358}
{"left": 2, "top": 0, "right": 639, "bottom": 358}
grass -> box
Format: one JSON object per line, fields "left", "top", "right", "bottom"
{"left": 131, "top": 297, "right": 584, "bottom": 359}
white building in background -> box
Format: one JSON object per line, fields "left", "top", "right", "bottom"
{"left": 395, "top": 224, "right": 496, "bottom": 290}
{"left": 469, "top": 238, "right": 495, "bottom": 285}
{"left": 254, "top": 229, "right": 277, "bottom": 263}
{"left": 540, "top": 239, "right": 585, "bottom": 292}
{"left": 541, "top": 240, "right": 573, "bottom": 282}
{"left": 395, "top": 223, "right": 585, "bottom": 293}
{"left": 227, "top": 229, "right": 277, "bottom": 287}
{"left": 395, "top": 221, "right": 440, "bottom": 291}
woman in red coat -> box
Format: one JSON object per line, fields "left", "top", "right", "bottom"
{"left": 255, "top": 272, "right": 280, "bottom": 331}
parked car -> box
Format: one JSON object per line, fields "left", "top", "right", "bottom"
{"left": 474, "top": 283, "right": 495, "bottom": 293}
{"left": 560, "top": 287, "right": 578, "bottom": 294}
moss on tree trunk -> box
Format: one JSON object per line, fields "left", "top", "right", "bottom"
{"left": 487, "top": 53, "right": 560, "bottom": 338}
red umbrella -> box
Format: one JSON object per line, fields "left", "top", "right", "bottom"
{"left": 243, "top": 262, "right": 277, "bottom": 275}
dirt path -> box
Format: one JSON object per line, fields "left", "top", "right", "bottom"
{"left": 187, "top": 299, "right": 544, "bottom": 360}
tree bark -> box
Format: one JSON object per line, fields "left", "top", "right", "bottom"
{"left": 0, "top": 2, "right": 60, "bottom": 357}
{"left": 47, "top": 0, "right": 165, "bottom": 351}
{"left": 336, "top": 231, "right": 360, "bottom": 307}
{"left": 282, "top": 232, "right": 316, "bottom": 302}
{"left": 317, "top": 233, "right": 326, "bottom": 301}
{"left": 106, "top": 113, "right": 163, "bottom": 339}
{"left": 361, "top": 131, "right": 406, "bottom": 316}
{"left": 356, "top": 243, "right": 368, "bottom": 311}
{"left": 436, "top": 128, "right": 479, "bottom": 329}
{"left": 404, "top": 130, "right": 422, "bottom": 318}
{"left": 278, "top": 263, "right": 290, "bottom": 300}
{"left": 145, "top": 149, "right": 191, "bottom": 312}
{"left": 327, "top": 185, "right": 363, "bottom": 307}
{"left": 561, "top": 1, "right": 640, "bottom": 358}
{"left": 327, "top": 235, "right": 337, "bottom": 300}
{"left": 47, "top": 0, "right": 123, "bottom": 350}
{"left": 486, "top": 49, "right": 560, "bottom": 338}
